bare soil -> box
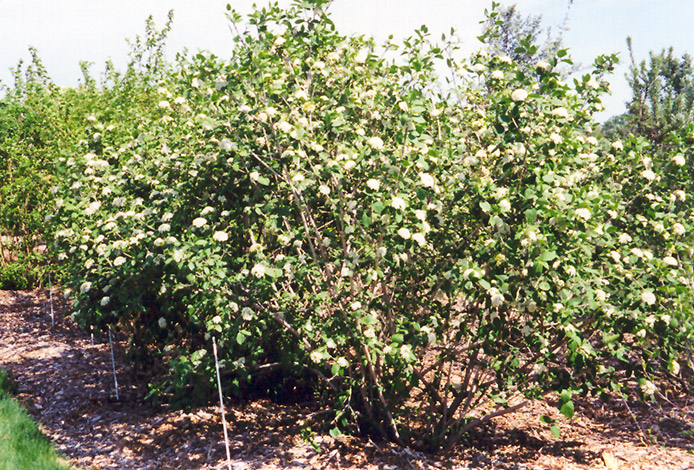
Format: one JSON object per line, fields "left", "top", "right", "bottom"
{"left": 1, "top": 288, "right": 693, "bottom": 470}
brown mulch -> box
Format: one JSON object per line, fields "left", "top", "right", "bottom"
{"left": 1, "top": 288, "right": 693, "bottom": 470}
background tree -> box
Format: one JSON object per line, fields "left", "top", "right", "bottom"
{"left": 482, "top": 1, "right": 573, "bottom": 69}
{"left": 604, "top": 39, "right": 694, "bottom": 143}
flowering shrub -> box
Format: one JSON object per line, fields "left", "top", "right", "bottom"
{"left": 49, "top": 1, "right": 693, "bottom": 450}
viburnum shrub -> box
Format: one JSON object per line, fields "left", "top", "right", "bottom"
{"left": 51, "top": 0, "right": 693, "bottom": 450}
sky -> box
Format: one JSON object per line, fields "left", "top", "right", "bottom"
{"left": 2, "top": 0, "right": 694, "bottom": 120}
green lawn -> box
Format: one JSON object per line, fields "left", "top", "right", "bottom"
{"left": 0, "top": 369, "right": 71, "bottom": 470}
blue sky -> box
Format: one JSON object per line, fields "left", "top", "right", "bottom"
{"left": 2, "top": 0, "right": 693, "bottom": 120}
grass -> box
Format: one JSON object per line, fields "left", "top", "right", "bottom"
{"left": 0, "top": 369, "right": 71, "bottom": 470}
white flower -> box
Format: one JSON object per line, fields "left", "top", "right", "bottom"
{"left": 273, "top": 35, "right": 286, "bottom": 47}
{"left": 239, "top": 104, "right": 252, "bottom": 113}
{"left": 343, "top": 160, "right": 356, "bottom": 171}
{"left": 631, "top": 247, "right": 644, "bottom": 258}
{"left": 113, "top": 256, "right": 126, "bottom": 267}
{"left": 174, "top": 96, "right": 186, "bottom": 105}
{"left": 673, "top": 223, "right": 685, "bottom": 236}
{"left": 336, "top": 357, "right": 349, "bottom": 368}
{"left": 350, "top": 301, "right": 362, "bottom": 310}
{"left": 366, "top": 179, "right": 380, "bottom": 191}
{"left": 398, "top": 101, "right": 409, "bottom": 112}
{"left": 85, "top": 201, "right": 101, "bottom": 216}
{"left": 611, "top": 141, "right": 624, "bottom": 151}
{"left": 251, "top": 263, "right": 266, "bottom": 278}
{"left": 291, "top": 173, "right": 305, "bottom": 183}
{"left": 241, "top": 307, "right": 254, "bottom": 321}
{"left": 640, "top": 290, "right": 656, "bottom": 305}
{"left": 640, "top": 379, "right": 656, "bottom": 397}
{"left": 220, "top": 139, "right": 233, "bottom": 151}
{"left": 641, "top": 169, "right": 656, "bottom": 181}
{"left": 412, "top": 232, "right": 426, "bottom": 247}
{"left": 575, "top": 208, "right": 591, "bottom": 221}
{"left": 498, "top": 199, "right": 511, "bottom": 212}
{"left": 397, "top": 227, "right": 411, "bottom": 239}
{"left": 535, "top": 60, "right": 551, "bottom": 71}
{"left": 511, "top": 89, "right": 528, "bottom": 102}
{"left": 318, "top": 184, "right": 330, "bottom": 196}
{"left": 488, "top": 287, "right": 504, "bottom": 307}
{"left": 275, "top": 121, "right": 292, "bottom": 133}
{"left": 595, "top": 289, "right": 608, "bottom": 302}
{"left": 496, "top": 187, "right": 509, "bottom": 198}
{"left": 586, "top": 77, "right": 600, "bottom": 89}
{"left": 213, "top": 231, "right": 229, "bottom": 242}
{"left": 355, "top": 49, "right": 369, "bottom": 64}
{"left": 609, "top": 251, "right": 621, "bottom": 263}
{"left": 672, "top": 154, "right": 686, "bottom": 166}
{"left": 391, "top": 197, "right": 407, "bottom": 210}
{"left": 551, "top": 107, "right": 569, "bottom": 119}
{"left": 673, "top": 189, "right": 686, "bottom": 201}
{"left": 192, "top": 217, "right": 207, "bottom": 228}
{"left": 366, "top": 136, "right": 384, "bottom": 150}
{"left": 672, "top": 360, "right": 681, "bottom": 376}
{"left": 100, "top": 297, "right": 110, "bottom": 307}
{"left": 158, "top": 223, "right": 171, "bottom": 232}
{"left": 619, "top": 233, "right": 632, "bottom": 243}
{"left": 191, "top": 78, "right": 204, "bottom": 89}
{"left": 80, "top": 281, "right": 92, "bottom": 294}
{"left": 419, "top": 173, "right": 435, "bottom": 188}
{"left": 376, "top": 246, "right": 387, "bottom": 257}
{"left": 663, "top": 256, "right": 678, "bottom": 266}
{"left": 491, "top": 70, "right": 504, "bottom": 80}
{"left": 158, "top": 317, "right": 167, "bottom": 329}
{"left": 310, "top": 351, "right": 323, "bottom": 363}
{"left": 158, "top": 100, "right": 170, "bottom": 109}
{"left": 400, "top": 344, "right": 412, "bottom": 359}
{"left": 587, "top": 136, "right": 599, "bottom": 146}
{"left": 550, "top": 133, "right": 563, "bottom": 144}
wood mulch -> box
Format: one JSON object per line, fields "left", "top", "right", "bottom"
{"left": 1, "top": 288, "right": 693, "bottom": 469}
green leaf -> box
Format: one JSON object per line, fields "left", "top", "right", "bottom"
{"left": 602, "top": 332, "right": 620, "bottom": 346}
{"left": 560, "top": 400, "right": 574, "bottom": 419}
{"left": 525, "top": 209, "right": 537, "bottom": 223}
{"left": 550, "top": 424, "right": 561, "bottom": 438}
{"left": 540, "top": 415, "right": 554, "bottom": 425}
{"left": 236, "top": 332, "right": 246, "bottom": 345}
{"left": 539, "top": 251, "right": 557, "bottom": 262}
{"left": 372, "top": 201, "right": 385, "bottom": 214}
{"left": 538, "top": 281, "right": 551, "bottom": 291}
